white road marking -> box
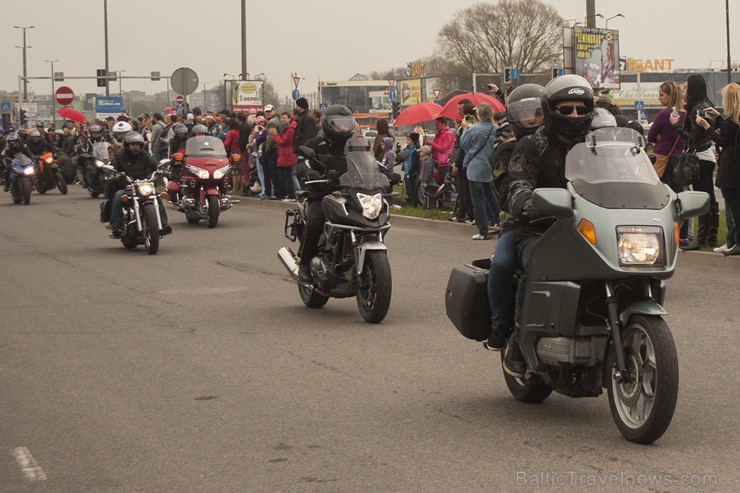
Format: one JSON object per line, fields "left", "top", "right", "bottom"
{"left": 12, "top": 447, "right": 47, "bottom": 481}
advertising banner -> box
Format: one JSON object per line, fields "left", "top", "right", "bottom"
{"left": 232, "top": 80, "right": 264, "bottom": 112}
{"left": 95, "top": 96, "right": 124, "bottom": 119}
{"left": 573, "top": 27, "right": 620, "bottom": 90}
{"left": 399, "top": 79, "right": 422, "bottom": 106}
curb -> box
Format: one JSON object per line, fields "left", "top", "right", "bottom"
{"left": 236, "top": 195, "right": 739, "bottom": 273}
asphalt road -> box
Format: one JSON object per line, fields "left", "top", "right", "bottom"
{"left": 1, "top": 186, "right": 738, "bottom": 493}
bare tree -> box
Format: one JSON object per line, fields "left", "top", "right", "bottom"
{"left": 437, "top": 0, "right": 562, "bottom": 74}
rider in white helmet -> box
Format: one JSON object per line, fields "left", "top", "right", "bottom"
{"left": 109, "top": 121, "right": 133, "bottom": 161}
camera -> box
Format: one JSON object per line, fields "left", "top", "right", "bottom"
{"left": 697, "top": 109, "right": 706, "bottom": 118}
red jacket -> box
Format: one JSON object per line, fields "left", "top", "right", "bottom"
{"left": 223, "top": 129, "right": 240, "bottom": 156}
{"left": 274, "top": 121, "right": 296, "bottom": 167}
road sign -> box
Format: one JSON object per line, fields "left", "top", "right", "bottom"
{"left": 634, "top": 100, "right": 645, "bottom": 110}
{"left": 319, "top": 103, "right": 328, "bottom": 110}
{"left": 0, "top": 101, "right": 11, "bottom": 113}
{"left": 55, "top": 86, "right": 74, "bottom": 106}
{"left": 175, "top": 94, "right": 185, "bottom": 105}
{"left": 292, "top": 89, "right": 300, "bottom": 101}
{"left": 151, "top": 71, "right": 160, "bottom": 81}
{"left": 170, "top": 67, "right": 199, "bottom": 96}
{"left": 433, "top": 89, "right": 441, "bottom": 99}
{"left": 511, "top": 69, "right": 521, "bottom": 80}
{"left": 389, "top": 89, "right": 397, "bottom": 102}
{"left": 434, "top": 99, "right": 441, "bottom": 105}
{"left": 54, "top": 72, "right": 64, "bottom": 82}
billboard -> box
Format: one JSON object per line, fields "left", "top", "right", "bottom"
{"left": 573, "top": 27, "right": 620, "bottom": 90}
{"left": 95, "top": 97, "right": 124, "bottom": 119}
{"left": 231, "top": 80, "right": 264, "bottom": 112}
{"left": 399, "top": 79, "right": 422, "bottom": 106}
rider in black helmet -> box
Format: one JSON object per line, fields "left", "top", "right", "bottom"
{"left": 500, "top": 74, "right": 594, "bottom": 377}
{"left": 1, "top": 132, "right": 33, "bottom": 191}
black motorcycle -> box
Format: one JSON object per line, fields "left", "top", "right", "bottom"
{"left": 34, "top": 151, "right": 68, "bottom": 195}
{"left": 278, "top": 138, "right": 395, "bottom": 324}
{"left": 78, "top": 142, "right": 112, "bottom": 198}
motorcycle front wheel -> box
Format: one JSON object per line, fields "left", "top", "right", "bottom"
{"left": 356, "top": 250, "right": 392, "bottom": 324}
{"left": 206, "top": 195, "right": 220, "bottom": 228}
{"left": 141, "top": 203, "right": 160, "bottom": 255}
{"left": 21, "top": 180, "right": 32, "bottom": 205}
{"left": 607, "top": 315, "right": 678, "bottom": 444}
{"left": 55, "top": 170, "right": 68, "bottom": 195}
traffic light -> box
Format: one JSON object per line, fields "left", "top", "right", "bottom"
{"left": 19, "top": 109, "right": 27, "bottom": 126}
{"left": 392, "top": 101, "right": 400, "bottom": 119}
{"left": 97, "top": 69, "right": 106, "bottom": 88}
{"left": 503, "top": 67, "right": 512, "bottom": 84}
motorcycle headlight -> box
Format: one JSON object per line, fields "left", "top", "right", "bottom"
{"left": 23, "top": 167, "right": 35, "bottom": 176}
{"left": 137, "top": 182, "right": 155, "bottom": 197}
{"left": 617, "top": 226, "right": 664, "bottom": 266}
{"left": 213, "top": 165, "right": 231, "bottom": 180}
{"left": 357, "top": 192, "right": 383, "bottom": 220}
{"left": 45, "top": 157, "right": 53, "bottom": 164}
{"left": 186, "top": 164, "right": 210, "bottom": 180}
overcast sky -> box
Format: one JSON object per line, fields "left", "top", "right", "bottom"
{"left": 2, "top": 0, "right": 739, "bottom": 104}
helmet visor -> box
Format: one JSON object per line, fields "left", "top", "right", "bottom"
{"left": 326, "top": 115, "right": 355, "bottom": 134}
{"left": 507, "top": 98, "right": 544, "bottom": 127}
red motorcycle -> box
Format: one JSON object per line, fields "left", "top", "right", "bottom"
{"left": 166, "top": 136, "right": 239, "bottom": 228}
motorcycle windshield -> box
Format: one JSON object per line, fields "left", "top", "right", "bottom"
{"left": 12, "top": 154, "right": 32, "bottom": 167}
{"left": 185, "top": 136, "right": 227, "bottom": 158}
{"left": 566, "top": 127, "right": 670, "bottom": 209}
{"left": 92, "top": 142, "right": 111, "bottom": 160}
{"left": 339, "top": 138, "right": 389, "bottom": 190}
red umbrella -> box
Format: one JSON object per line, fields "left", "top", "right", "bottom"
{"left": 437, "top": 92, "right": 506, "bottom": 121}
{"left": 393, "top": 102, "right": 443, "bottom": 126}
{"left": 56, "top": 107, "right": 86, "bottom": 124}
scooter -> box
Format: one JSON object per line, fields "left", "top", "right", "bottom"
{"left": 165, "top": 136, "right": 238, "bottom": 228}
{"left": 445, "top": 127, "right": 709, "bottom": 443}
{"left": 277, "top": 138, "right": 395, "bottom": 324}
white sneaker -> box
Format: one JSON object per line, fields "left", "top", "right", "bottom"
{"left": 472, "top": 233, "right": 490, "bottom": 240}
{"left": 713, "top": 244, "right": 730, "bottom": 253}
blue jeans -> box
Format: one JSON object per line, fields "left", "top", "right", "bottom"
{"left": 487, "top": 228, "right": 517, "bottom": 337}
{"left": 405, "top": 174, "right": 418, "bottom": 207}
{"left": 469, "top": 180, "right": 500, "bottom": 236}
{"left": 110, "top": 189, "right": 168, "bottom": 230}
{"left": 512, "top": 236, "right": 537, "bottom": 341}
{"left": 721, "top": 190, "right": 737, "bottom": 247}
{"left": 721, "top": 188, "right": 740, "bottom": 248}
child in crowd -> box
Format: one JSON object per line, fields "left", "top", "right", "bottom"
{"left": 382, "top": 136, "right": 395, "bottom": 170}
{"left": 419, "top": 145, "right": 436, "bottom": 209}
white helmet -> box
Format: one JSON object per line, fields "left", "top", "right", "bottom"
{"left": 112, "top": 121, "right": 133, "bottom": 142}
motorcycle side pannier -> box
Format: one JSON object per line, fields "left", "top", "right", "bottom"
{"left": 445, "top": 260, "right": 491, "bottom": 341}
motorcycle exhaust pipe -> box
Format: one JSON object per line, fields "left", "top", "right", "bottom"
{"left": 277, "top": 247, "right": 300, "bottom": 281}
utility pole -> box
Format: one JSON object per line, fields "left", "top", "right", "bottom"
{"left": 46, "top": 59, "right": 59, "bottom": 127}
{"left": 14, "top": 25, "right": 35, "bottom": 102}
{"left": 586, "top": 0, "right": 596, "bottom": 28}
{"left": 241, "top": 0, "right": 247, "bottom": 80}
{"left": 727, "top": 0, "right": 732, "bottom": 84}
{"left": 104, "top": 0, "right": 110, "bottom": 96}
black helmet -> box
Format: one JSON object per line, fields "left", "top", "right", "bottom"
{"left": 6, "top": 131, "right": 19, "bottom": 144}
{"left": 191, "top": 124, "right": 208, "bottom": 136}
{"left": 542, "top": 74, "right": 594, "bottom": 143}
{"left": 174, "top": 124, "right": 188, "bottom": 137}
{"left": 321, "top": 104, "right": 355, "bottom": 145}
{"left": 29, "top": 129, "right": 41, "bottom": 141}
{"left": 123, "top": 132, "right": 145, "bottom": 155}
{"left": 506, "top": 83, "right": 546, "bottom": 139}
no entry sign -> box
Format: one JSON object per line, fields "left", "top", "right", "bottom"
{"left": 55, "top": 86, "right": 74, "bottom": 106}
{"left": 175, "top": 94, "right": 185, "bottom": 105}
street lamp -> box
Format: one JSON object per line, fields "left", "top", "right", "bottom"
{"left": 45, "top": 59, "right": 59, "bottom": 127}
{"left": 605, "top": 13, "right": 625, "bottom": 29}
{"left": 14, "top": 25, "right": 35, "bottom": 103}
{"left": 254, "top": 73, "right": 265, "bottom": 80}
{"left": 584, "top": 13, "right": 604, "bottom": 28}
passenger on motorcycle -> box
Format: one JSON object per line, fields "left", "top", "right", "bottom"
{"left": 109, "top": 121, "right": 132, "bottom": 162}
{"left": 296, "top": 104, "right": 400, "bottom": 283}
{"left": 26, "top": 129, "right": 53, "bottom": 157}
{"left": 108, "top": 132, "right": 171, "bottom": 238}
{"left": 499, "top": 74, "right": 595, "bottom": 377}
{"left": 2, "top": 132, "right": 34, "bottom": 191}
{"left": 484, "top": 83, "right": 546, "bottom": 352}
{"left": 169, "top": 124, "right": 189, "bottom": 156}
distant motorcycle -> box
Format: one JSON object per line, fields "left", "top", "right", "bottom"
{"left": 6, "top": 153, "right": 35, "bottom": 205}
{"left": 165, "top": 136, "right": 237, "bottom": 228}
{"left": 34, "top": 152, "right": 68, "bottom": 195}
{"left": 78, "top": 141, "right": 112, "bottom": 198}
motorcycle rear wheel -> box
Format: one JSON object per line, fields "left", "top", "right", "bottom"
{"left": 356, "top": 250, "right": 392, "bottom": 324}
{"left": 206, "top": 195, "right": 220, "bottom": 228}
{"left": 298, "top": 282, "right": 329, "bottom": 308}
{"left": 21, "top": 180, "right": 32, "bottom": 205}
{"left": 607, "top": 315, "right": 678, "bottom": 444}
{"left": 55, "top": 171, "right": 68, "bottom": 195}
{"left": 500, "top": 352, "right": 553, "bottom": 403}
{"left": 141, "top": 203, "right": 160, "bottom": 255}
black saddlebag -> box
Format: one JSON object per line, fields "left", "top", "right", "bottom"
{"left": 445, "top": 259, "right": 491, "bottom": 341}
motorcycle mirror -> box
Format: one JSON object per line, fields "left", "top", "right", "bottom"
{"left": 677, "top": 191, "right": 710, "bottom": 220}
{"left": 532, "top": 188, "right": 574, "bottom": 218}
{"left": 299, "top": 146, "right": 316, "bottom": 159}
